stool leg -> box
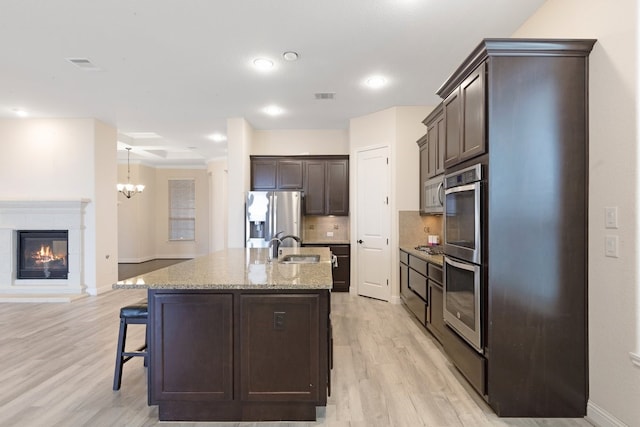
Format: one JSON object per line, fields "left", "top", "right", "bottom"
{"left": 113, "top": 318, "right": 127, "bottom": 390}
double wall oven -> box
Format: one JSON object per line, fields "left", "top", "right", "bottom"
{"left": 443, "top": 163, "right": 484, "bottom": 353}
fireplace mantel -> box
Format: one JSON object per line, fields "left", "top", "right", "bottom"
{"left": 0, "top": 199, "right": 91, "bottom": 302}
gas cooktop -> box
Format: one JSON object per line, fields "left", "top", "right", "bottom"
{"left": 414, "top": 245, "right": 444, "bottom": 255}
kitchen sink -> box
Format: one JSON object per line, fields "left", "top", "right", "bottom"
{"left": 279, "top": 254, "right": 320, "bottom": 264}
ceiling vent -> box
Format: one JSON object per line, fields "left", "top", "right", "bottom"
{"left": 66, "top": 58, "right": 101, "bottom": 71}
{"left": 314, "top": 92, "right": 335, "bottom": 100}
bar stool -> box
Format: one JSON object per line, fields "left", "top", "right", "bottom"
{"left": 113, "top": 298, "right": 148, "bottom": 391}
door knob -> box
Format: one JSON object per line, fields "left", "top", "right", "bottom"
{"left": 357, "top": 239, "right": 363, "bottom": 244}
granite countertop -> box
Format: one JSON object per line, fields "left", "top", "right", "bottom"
{"left": 399, "top": 245, "right": 444, "bottom": 266}
{"left": 113, "top": 247, "right": 333, "bottom": 290}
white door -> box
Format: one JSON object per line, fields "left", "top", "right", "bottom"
{"left": 356, "top": 146, "right": 390, "bottom": 301}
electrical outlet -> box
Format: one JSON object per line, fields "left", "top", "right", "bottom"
{"left": 605, "top": 235, "right": 619, "bottom": 258}
{"left": 326, "top": 231, "right": 334, "bottom": 237}
{"left": 273, "top": 312, "right": 286, "bottom": 330}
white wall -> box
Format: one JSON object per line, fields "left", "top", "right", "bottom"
{"left": 208, "top": 158, "right": 228, "bottom": 252}
{"left": 252, "top": 129, "right": 349, "bottom": 155}
{"left": 513, "top": 1, "right": 639, "bottom": 426}
{"left": 0, "top": 118, "right": 118, "bottom": 295}
{"left": 349, "top": 106, "right": 432, "bottom": 302}
{"left": 93, "top": 120, "right": 118, "bottom": 294}
{"left": 227, "top": 118, "right": 253, "bottom": 248}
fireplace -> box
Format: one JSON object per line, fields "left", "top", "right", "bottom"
{"left": 17, "top": 230, "right": 69, "bottom": 279}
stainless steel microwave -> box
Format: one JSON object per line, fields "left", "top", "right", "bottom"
{"left": 423, "top": 176, "right": 444, "bottom": 215}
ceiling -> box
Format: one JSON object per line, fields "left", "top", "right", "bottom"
{"left": 0, "top": 0, "right": 546, "bottom": 167}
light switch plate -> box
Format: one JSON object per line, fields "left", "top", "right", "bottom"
{"left": 605, "top": 235, "right": 619, "bottom": 258}
{"left": 605, "top": 207, "right": 618, "bottom": 229}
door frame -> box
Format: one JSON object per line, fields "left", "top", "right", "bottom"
{"left": 351, "top": 144, "right": 393, "bottom": 302}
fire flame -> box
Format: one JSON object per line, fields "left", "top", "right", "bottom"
{"left": 33, "top": 244, "right": 66, "bottom": 265}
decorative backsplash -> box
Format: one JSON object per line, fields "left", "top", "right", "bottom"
{"left": 398, "top": 210, "right": 443, "bottom": 247}
{"left": 302, "top": 216, "right": 350, "bottom": 242}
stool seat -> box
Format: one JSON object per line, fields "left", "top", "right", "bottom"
{"left": 120, "top": 299, "right": 148, "bottom": 319}
{"left": 113, "top": 298, "right": 149, "bottom": 394}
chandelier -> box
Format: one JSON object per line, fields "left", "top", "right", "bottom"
{"left": 117, "top": 148, "right": 145, "bottom": 198}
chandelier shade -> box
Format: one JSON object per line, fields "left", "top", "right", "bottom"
{"left": 117, "top": 148, "right": 145, "bottom": 198}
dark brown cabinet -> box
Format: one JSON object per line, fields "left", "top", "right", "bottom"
{"left": 303, "top": 158, "right": 349, "bottom": 216}
{"left": 277, "top": 159, "right": 304, "bottom": 189}
{"left": 303, "top": 160, "right": 326, "bottom": 215}
{"left": 251, "top": 157, "right": 304, "bottom": 190}
{"left": 251, "top": 156, "right": 349, "bottom": 216}
{"left": 251, "top": 158, "right": 278, "bottom": 190}
{"left": 435, "top": 38, "right": 596, "bottom": 417}
{"left": 425, "top": 263, "right": 444, "bottom": 342}
{"left": 442, "top": 62, "right": 486, "bottom": 168}
{"left": 399, "top": 250, "right": 427, "bottom": 325}
{"left": 149, "top": 289, "right": 330, "bottom": 421}
{"left": 240, "top": 294, "right": 320, "bottom": 402}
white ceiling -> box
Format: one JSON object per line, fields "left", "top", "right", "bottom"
{"left": 0, "top": 0, "right": 546, "bottom": 166}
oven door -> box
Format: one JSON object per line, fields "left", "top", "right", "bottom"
{"left": 444, "top": 181, "right": 481, "bottom": 264}
{"left": 443, "top": 256, "right": 482, "bottom": 353}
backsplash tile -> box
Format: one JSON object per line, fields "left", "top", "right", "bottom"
{"left": 399, "top": 211, "right": 443, "bottom": 247}
{"left": 303, "top": 216, "right": 350, "bottom": 243}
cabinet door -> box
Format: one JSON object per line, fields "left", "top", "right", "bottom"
{"left": 426, "top": 124, "right": 437, "bottom": 178}
{"left": 304, "top": 160, "right": 326, "bottom": 215}
{"left": 240, "top": 294, "right": 320, "bottom": 402}
{"left": 330, "top": 245, "right": 350, "bottom": 292}
{"left": 427, "top": 282, "right": 445, "bottom": 343}
{"left": 151, "top": 293, "right": 234, "bottom": 402}
{"left": 443, "top": 89, "right": 462, "bottom": 168}
{"left": 418, "top": 136, "right": 429, "bottom": 213}
{"left": 277, "top": 159, "right": 304, "bottom": 189}
{"left": 251, "top": 158, "right": 278, "bottom": 190}
{"left": 326, "top": 160, "right": 349, "bottom": 215}
{"left": 460, "top": 62, "right": 486, "bottom": 162}
{"left": 435, "top": 112, "right": 446, "bottom": 175}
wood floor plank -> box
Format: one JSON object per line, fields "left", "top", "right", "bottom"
{"left": 0, "top": 290, "right": 593, "bottom": 426}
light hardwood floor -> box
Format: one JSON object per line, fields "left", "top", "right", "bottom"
{"left": 0, "top": 290, "right": 593, "bottom": 427}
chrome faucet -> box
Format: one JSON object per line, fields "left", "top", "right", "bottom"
{"left": 280, "top": 235, "right": 302, "bottom": 246}
{"left": 268, "top": 231, "right": 285, "bottom": 261}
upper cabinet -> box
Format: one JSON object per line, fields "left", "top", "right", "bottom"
{"left": 304, "top": 158, "right": 349, "bottom": 216}
{"left": 251, "top": 155, "right": 349, "bottom": 216}
{"left": 421, "top": 104, "right": 445, "bottom": 178}
{"left": 442, "top": 62, "right": 486, "bottom": 168}
{"left": 251, "top": 157, "right": 304, "bottom": 190}
{"left": 251, "top": 158, "right": 278, "bottom": 190}
{"left": 277, "top": 159, "right": 304, "bottom": 189}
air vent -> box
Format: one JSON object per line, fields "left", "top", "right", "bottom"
{"left": 314, "top": 92, "right": 335, "bottom": 100}
{"left": 66, "top": 58, "right": 101, "bottom": 71}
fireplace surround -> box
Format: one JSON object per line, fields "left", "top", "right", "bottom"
{"left": 0, "top": 200, "right": 89, "bottom": 300}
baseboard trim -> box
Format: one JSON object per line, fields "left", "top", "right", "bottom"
{"left": 587, "top": 401, "right": 628, "bottom": 427}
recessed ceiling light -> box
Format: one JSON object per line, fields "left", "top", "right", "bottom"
{"left": 365, "top": 75, "right": 387, "bottom": 89}
{"left": 283, "top": 51, "right": 299, "bottom": 61}
{"left": 13, "top": 108, "right": 28, "bottom": 118}
{"left": 253, "top": 58, "right": 274, "bottom": 71}
{"left": 263, "top": 105, "right": 284, "bottom": 116}
{"left": 209, "top": 133, "right": 227, "bottom": 142}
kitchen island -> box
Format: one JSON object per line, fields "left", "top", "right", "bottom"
{"left": 113, "top": 247, "right": 333, "bottom": 422}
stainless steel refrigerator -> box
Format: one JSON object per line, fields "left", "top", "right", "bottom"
{"left": 246, "top": 191, "right": 302, "bottom": 248}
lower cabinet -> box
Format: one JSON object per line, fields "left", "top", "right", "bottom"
{"left": 399, "top": 250, "right": 427, "bottom": 325}
{"left": 149, "top": 289, "right": 330, "bottom": 422}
